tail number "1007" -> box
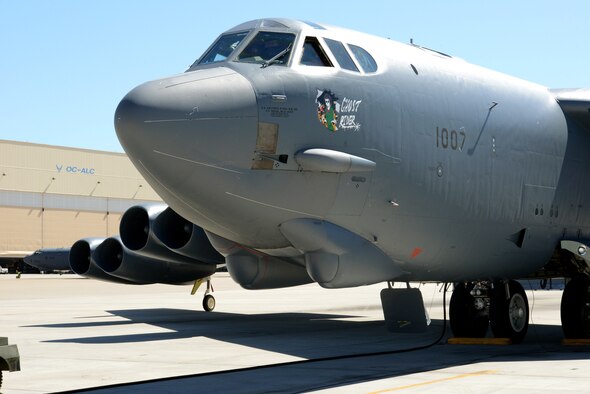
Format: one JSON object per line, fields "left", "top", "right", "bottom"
{"left": 436, "top": 127, "right": 466, "bottom": 151}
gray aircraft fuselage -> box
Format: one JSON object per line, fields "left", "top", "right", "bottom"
{"left": 24, "top": 248, "right": 71, "bottom": 273}
{"left": 115, "top": 19, "right": 590, "bottom": 287}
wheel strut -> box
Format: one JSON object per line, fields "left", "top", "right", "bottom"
{"left": 191, "top": 276, "right": 216, "bottom": 312}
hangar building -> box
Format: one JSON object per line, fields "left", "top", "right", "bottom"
{"left": 0, "top": 140, "right": 161, "bottom": 270}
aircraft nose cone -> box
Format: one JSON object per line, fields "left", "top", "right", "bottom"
{"left": 114, "top": 79, "right": 174, "bottom": 156}
{"left": 114, "top": 67, "right": 258, "bottom": 225}
{"left": 114, "top": 67, "right": 258, "bottom": 172}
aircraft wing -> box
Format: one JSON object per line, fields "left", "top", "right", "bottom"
{"left": 552, "top": 88, "right": 590, "bottom": 130}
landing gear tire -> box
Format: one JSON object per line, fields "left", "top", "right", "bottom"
{"left": 561, "top": 276, "right": 590, "bottom": 338}
{"left": 203, "top": 294, "right": 216, "bottom": 312}
{"left": 490, "top": 280, "right": 529, "bottom": 343}
{"left": 449, "top": 283, "right": 489, "bottom": 337}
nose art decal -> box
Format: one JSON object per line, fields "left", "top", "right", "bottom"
{"left": 316, "top": 89, "right": 362, "bottom": 132}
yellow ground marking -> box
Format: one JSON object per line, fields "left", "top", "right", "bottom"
{"left": 368, "top": 370, "right": 497, "bottom": 393}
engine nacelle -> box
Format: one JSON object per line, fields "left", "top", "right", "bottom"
{"left": 69, "top": 238, "right": 137, "bottom": 284}
{"left": 93, "top": 237, "right": 215, "bottom": 285}
{"left": 119, "top": 203, "right": 166, "bottom": 251}
{"left": 153, "top": 207, "right": 223, "bottom": 264}
{"left": 206, "top": 232, "right": 312, "bottom": 289}
{"left": 120, "top": 204, "right": 214, "bottom": 266}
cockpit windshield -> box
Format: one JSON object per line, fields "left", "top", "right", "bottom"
{"left": 236, "top": 31, "right": 295, "bottom": 66}
{"left": 198, "top": 31, "right": 249, "bottom": 65}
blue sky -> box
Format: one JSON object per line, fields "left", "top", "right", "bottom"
{"left": 1, "top": 1, "right": 589, "bottom": 152}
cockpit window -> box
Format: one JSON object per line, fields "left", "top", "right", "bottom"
{"left": 348, "top": 44, "right": 378, "bottom": 73}
{"left": 324, "top": 38, "right": 359, "bottom": 72}
{"left": 236, "top": 31, "right": 295, "bottom": 65}
{"left": 300, "top": 37, "right": 333, "bottom": 67}
{"left": 198, "top": 31, "right": 249, "bottom": 65}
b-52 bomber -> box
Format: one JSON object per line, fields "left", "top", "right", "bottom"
{"left": 72, "top": 18, "right": 590, "bottom": 343}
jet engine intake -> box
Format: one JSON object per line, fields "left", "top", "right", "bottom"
{"left": 69, "top": 238, "right": 137, "bottom": 284}
{"left": 119, "top": 203, "right": 166, "bottom": 251}
{"left": 153, "top": 207, "right": 223, "bottom": 264}
{"left": 93, "top": 237, "right": 215, "bottom": 285}
{"left": 120, "top": 204, "right": 217, "bottom": 266}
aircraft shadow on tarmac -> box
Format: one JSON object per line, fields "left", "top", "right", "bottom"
{"left": 29, "top": 309, "right": 442, "bottom": 358}
{"left": 29, "top": 308, "right": 446, "bottom": 358}
{"left": 25, "top": 307, "right": 588, "bottom": 362}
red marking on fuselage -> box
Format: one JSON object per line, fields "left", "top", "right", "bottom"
{"left": 410, "top": 247, "right": 422, "bottom": 259}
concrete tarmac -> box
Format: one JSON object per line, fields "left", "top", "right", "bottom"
{"left": 0, "top": 274, "right": 588, "bottom": 393}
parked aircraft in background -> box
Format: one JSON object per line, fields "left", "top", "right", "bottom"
{"left": 24, "top": 248, "right": 71, "bottom": 273}
{"left": 72, "top": 19, "right": 590, "bottom": 342}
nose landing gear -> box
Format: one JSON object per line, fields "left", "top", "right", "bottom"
{"left": 191, "top": 276, "right": 216, "bottom": 312}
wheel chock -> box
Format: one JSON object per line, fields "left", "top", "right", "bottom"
{"left": 562, "top": 338, "right": 590, "bottom": 346}
{"left": 448, "top": 337, "right": 513, "bottom": 345}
